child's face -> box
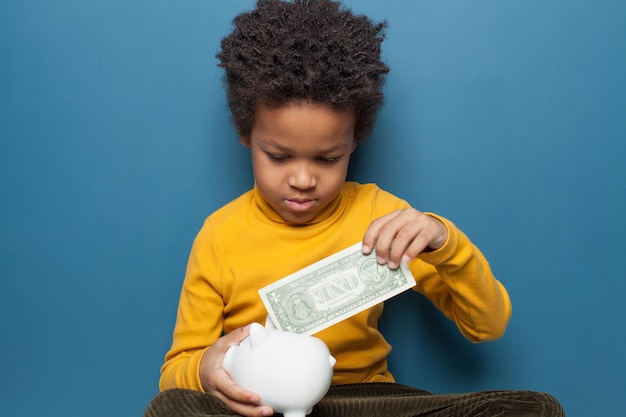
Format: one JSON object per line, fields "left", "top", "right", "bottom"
{"left": 241, "top": 102, "right": 356, "bottom": 224}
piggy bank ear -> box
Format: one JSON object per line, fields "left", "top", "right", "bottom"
{"left": 264, "top": 316, "right": 277, "bottom": 330}
{"left": 249, "top": 322, "right": 270, "bottom": 349}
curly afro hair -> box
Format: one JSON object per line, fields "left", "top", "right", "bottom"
{"left": 217, "top": 0, "right": 389, "bottom": 146}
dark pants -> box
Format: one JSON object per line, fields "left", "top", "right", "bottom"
{"left": 143, "top": 383, "right": 565, "bottom": 417}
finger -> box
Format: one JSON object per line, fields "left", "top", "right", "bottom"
{"left": 218, "top": 373, "right": 259, "bottom": 404}
{"left": 221, "top": 324, "right": 251, "bottom": 347}
{"left": 372, "top": 210, "right": 418, "bottom": 265}
{"left": 379, "top": 210, "right": 433, "bottom": 268}
{"left": 216, "top": 386, "right": 273, "bottom": 417}
{"left": 225, "top": 401, "right": 273, "bottom": 417}
{"left": 208, "top": 326, "right": 252, "bottom": 366}
{"left": 391, "top": 230, "right": 431, "bottom": 267}
{"left": 361, "top": 211, "right": 398, "bottom": 255}
{"left": 212, "top": 369, "right": 273, "bottom": 417}
{"left": 396, "top": 216, "right": 448, "bottom": 264}
{"left": 386, "top": 223, "right": 424, "bottom": 268}
{"left": 226, "top": 402, "right": 273, "bottom": 417}
{"left": 200, "top": 326, "right": 253, "bottom": 393}
{"left": 362, "top": 210, "right": 407, "bottom": 260}
{"left": 363, "top": 209, "right": 438, "bottom": 268}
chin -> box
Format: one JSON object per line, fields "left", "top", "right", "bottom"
{"left": 282, "top": 212, "right": 317, "bottom": 224}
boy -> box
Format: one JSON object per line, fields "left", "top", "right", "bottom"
{"left": 146, "top": 1, "right": 564, "bottom": 416}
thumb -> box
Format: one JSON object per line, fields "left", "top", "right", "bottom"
{"left": 225, "top": 324, "right": 252, "bottom": 345}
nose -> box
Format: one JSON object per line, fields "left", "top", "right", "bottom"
{"left": 288, "top": 161, "right": 317, "bottom": 190}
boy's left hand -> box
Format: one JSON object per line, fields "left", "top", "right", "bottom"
{"left": 361, "top": 208, "right": 447, "bottom": 269}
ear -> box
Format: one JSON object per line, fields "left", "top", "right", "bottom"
{"left": 239, "top": 136, "right": 251, "bottom": 148}
{"left": 264, "top": 315, "right": 277, "bottom": 330}
{"left": 248, "top": 322, "right": 270, "bottom": 349}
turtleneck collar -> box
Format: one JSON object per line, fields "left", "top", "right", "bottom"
{"left": 251, "top": 183, "right": 347, "bottom": 227}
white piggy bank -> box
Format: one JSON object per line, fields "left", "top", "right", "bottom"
{"left": 222, "top": 319, "right": 336, "bottom": 417}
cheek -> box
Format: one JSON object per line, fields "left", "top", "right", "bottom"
{"left": 251, "top": 156, "right": 282, "bottom": 187}
{"left": 337, "top": 158, "right": 351, "bottom": 178}
{"left": 327, "top": 162, "right": 350, "bottom": 189}
{"left": 250, "top": 152, "right": 268, "bottom": 176}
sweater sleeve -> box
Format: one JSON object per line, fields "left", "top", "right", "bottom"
{"left": 410, "top": 213, "right": 512, "bottom": 342}
{"left": 159, "top": 220, "right": 225, "bottom": 391}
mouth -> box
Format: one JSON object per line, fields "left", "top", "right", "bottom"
{"left": 284, "top": 198, "right": 317, "bottom": 212}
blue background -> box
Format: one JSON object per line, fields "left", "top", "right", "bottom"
{"left": 1, "top": 1, "right": 625, "bottom": 416}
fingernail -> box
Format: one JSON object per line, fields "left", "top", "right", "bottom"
{"left": 388, "top": 261, "right": 398, "bottom": 269}
{"left": 401, "top": 254, "right": 411, "bottom": 263}
{"left": 377, "top": 256, "right": 385, "bottom": 264}
{"left": 262, "top": 408, "right": 273, "bottom": 416}
{"left": 361, "top": 245, "right": 369, "bottom": 254}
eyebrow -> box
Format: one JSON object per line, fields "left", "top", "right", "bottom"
{"left": 260, "top": 139, "right": 347, "bottom": 154}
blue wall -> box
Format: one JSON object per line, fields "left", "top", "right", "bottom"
{"left": 1, "top": 1, "right": 624, "bottom": 416}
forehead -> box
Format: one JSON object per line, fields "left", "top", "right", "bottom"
{"left": 251, "top": 102, "right": 356, "bottom": 150}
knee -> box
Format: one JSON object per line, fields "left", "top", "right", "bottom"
{"left": 473, "top": 390, "right": 565, "bottom": 417}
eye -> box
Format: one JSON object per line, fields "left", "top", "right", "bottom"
{"left": 317, "top": 156, "right": 341, "bottom": 165}
{"left": 266, "top": 153, "right": 289, "bottom": 162}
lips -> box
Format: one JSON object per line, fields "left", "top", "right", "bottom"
{"left": 284, "top": 198, "right": 317, "bottom": 212}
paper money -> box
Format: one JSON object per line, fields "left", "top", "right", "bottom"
{"left": 259, "top": 242, "right": 416, "bottom": 336}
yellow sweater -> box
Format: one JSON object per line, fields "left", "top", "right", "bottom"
{"left": 160, "top": 182, "right": 511, "bottom": 391}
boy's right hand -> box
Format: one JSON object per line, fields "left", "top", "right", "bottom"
{"left": 199, "top": 325, "right": 274, "bottom": 417}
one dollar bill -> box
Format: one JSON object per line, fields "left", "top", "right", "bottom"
{"left": 259, "top": 242, "right": 416, "bottom": 336}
